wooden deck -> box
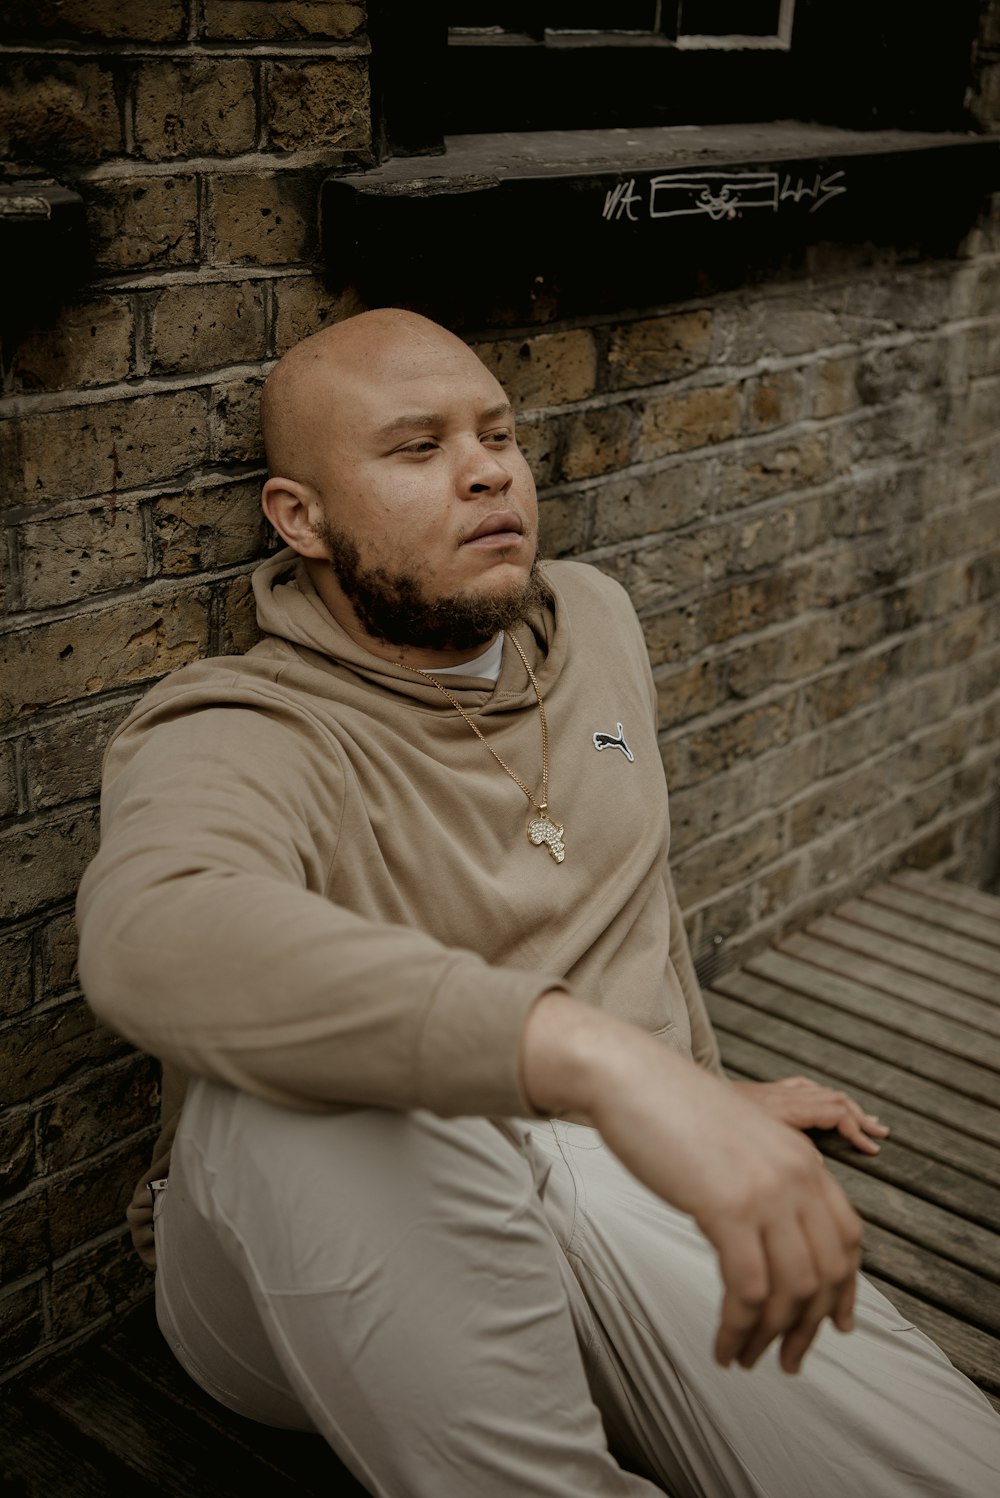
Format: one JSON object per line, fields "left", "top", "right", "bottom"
{"left": 2, "top": 869, "right": 998, "bottom": 1493}
{"left": 707, "top": 868, "right": 1000, "bottom": 1414}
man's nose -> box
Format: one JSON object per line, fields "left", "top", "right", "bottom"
{"left": 456, "top": 443, "right": 513, "bottom": 498}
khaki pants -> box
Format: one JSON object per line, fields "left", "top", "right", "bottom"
{"left": 155, "top": 1079, "right": 1000, "bottom": 1497}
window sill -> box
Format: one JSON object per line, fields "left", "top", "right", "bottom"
{"left": 321, "top": 122, "right": 1000, "bottom": 324}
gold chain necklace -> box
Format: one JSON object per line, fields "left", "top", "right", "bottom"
{"left": 401, "top": 633, "right": 565, "bottom": 864}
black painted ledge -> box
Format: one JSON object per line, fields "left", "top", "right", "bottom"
{"left": 321, "top": 122, "right": 1000, "bottom": 325}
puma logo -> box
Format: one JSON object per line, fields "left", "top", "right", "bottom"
{"left": 593, "top": 723, "right": 634, "bottom": 762}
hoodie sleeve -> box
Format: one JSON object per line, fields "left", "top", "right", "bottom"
{"left": 77, "top": 688, "right": 560, "bottom": 1121}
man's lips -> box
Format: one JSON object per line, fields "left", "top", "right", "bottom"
{"left": 461, "top": 511, "right": 525, "bottom": 547}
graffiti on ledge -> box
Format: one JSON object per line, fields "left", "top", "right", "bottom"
{"left": 601, "top": 169, "right": 848, "bottom": 224}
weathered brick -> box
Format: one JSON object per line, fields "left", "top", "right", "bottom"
{"left": 812, "top": 355, "right": 859, "bottom": 419}
{"left": 211, "top": 172, "right": 317, "bottom": 267}
{"left": 626, "top": 531, "right": 725, "bottom": 612}
{"left": 714, "top": 297, "right": 847, "bottom": 363}
{"left": 39, "top": 1056, "right": 159, "bottom": 1175}
{"left": 0, "top": 1105, "right": 35, "bottom": 1197}
{"left": 969, "top": 57, "right": 1000, "bottom": 132}
{"left": 717, "top": 505, "right": 800, "bottom": 580}
{"left": 557, "top": 404, "right": 632, "bottom": 481}
{"left": 755, "top": 855, "right": 809, "bottom": 923}
{"left": 203, "top": 1, "right": 364, "bottom": 40}
{"left": 2, "top": 390, "right": 209, "bottom": 508}
{"left": 790, "top": 761, "right": 896, "bottom": 846}
{"left": 0, "top": 928, "right": 34, "bottom": 1019}
{"left": 743, "top": 369, "right": 804, "bottom": 434}
{"left": 215, "top": 571, "right": 262, "bottom": 656}
{"left": 0, "top": 737, "right": 18, "bottom": 819}
{"left": 211, "top": 376, "right": 267, "bottom": 464}
{"left": 537, "top": 493, "right": 591, "bottom": 557}
{"left": 726, "top": 619, "right": 838, "bottom": 701}
{"left": 0, "top": 0, "right": 187, "bottom": 41}
{"left": 655, "top": 658, "right": 727, "bottom": 731}
{"left": 83, "top": 176, "right": 199, "bottom": 274}
{"left": 134, "top": 59, "right": 257, "bottom": 160}
{"left": 272, "top": 276, "right": 365, "bottom": 352}
{"left": 49, "top": 1231, "right": 150, "bottom": 1346}
{"left": 605, "top": 311, "right": 712, "bottom": 390}
{"left": 681, "top": 696, "right": 798, "bottom": 787}
{"left": 700, "top": 568, "right": 810, "bottom": 647}
{"left": 40, "top": 908, "right": 82, "bottom": 998}
{"left": 957, "top": 376, "right": 1000, "bottom": 443}
{"left": 673, "top": 816, "right": 784, "bottom": 908}
{"left": 856, "top": 339, "right": 944, "bottom": 407}
{"left": 1, "top": 1188, "right": 47, "bottom": 1286}
{"left": 47, "top": 1136, "right": 153, "bottom": 1260}
{"left": 265, "top": 59, "right": 370, "bottom": 152}
{"left": 476, "top": 330, "right": 598, "bottom": 408}
{"left": 0, "top": 811, "right": 99, "bottom": 922}
{"left": 0, "top": 59, "right": 122, "bottom": 167}
{"left": 152, "top": 480, "right": 266, "bottom": 576}
{"left": 2, "top": 996, "right": 126, "bottom": 1108}
{"left": 17, "top": 504, "right": 146, "bottom": 610}
{"left": 590, "top": 460, "right": 710, "bottom": 547}
{"left": 0, "top": 1274, "right": 45, "bottom": 1365}
{"left": 26, "top": 701, "right": 131, "bottom": 812}
{"left": 800, "top": 656, "right": 892, "bottom": 731}
{"left": 640, "top": 600, "right": 703, "bottom": 669}
{"left": 690, "top": 887, "right": 754, "bottom": 955}
{"left": 714, "top": 432, "right": 831, "bottom": 508}
{"left": 149, "top": 280, "right": 267, "bottom": 376}
{"left": 639, "top": 383, "right": 741, "bottom": 459}
{"left": 514, "top": 415, "right": 560, "bottom": 488}
{"left": 0, "top": 590, "right": 211, "bottom": 720}
{"left": 13, "top": 296, "right": 133, "bottom": 394}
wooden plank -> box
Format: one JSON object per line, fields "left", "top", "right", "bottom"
{"left": 747, "top": 944, "right": 1000, "bottom": 1071}
{"left": 889, "top": 869, "right": 1000, "bottom": 923}
{"left": 857, "top": 1220, "right": 1000, "bottom": 1337}
{"left": 0, "top": 1394, "right": 133, "bottom": 1497}
{"left": 806, "top": 913, "right": 1000, "bottom": 1005}
{"left": 838, "top": 898, "right": 1000, "bottom": 982}
{"left": 823, "top": 1156, "right": 1000, "bottom": 1284}
{"left": 706, "top": 987, "right": 1000, "bottom": 1154}
{"left": 774, "top": 930, "right": 1000, "bottom": 1040}
{"left": 99, "top": 1303, "right": 354, "bottom": 1496}
{"left": 864, "top": 1274, "right": 1000, "bottom": 1396}
{"left": 711, "top": 968, "right": 1000, "bottom": 1113}
{"left": 715, "top": 1029, "right": 1000, "bottom": 1190}
{"left": 864, "top": 881, "right": 1000, "bottom": 951}
{"left": 31, "top": 1360, "right": 315, "bottom": 1498}
{"left": 815, "top": 1133, "right": 1000, "bottom": 1236}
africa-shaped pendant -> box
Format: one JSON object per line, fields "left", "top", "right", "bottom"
{"left": 527, "top": 814, "right": 565, "bottom": 864}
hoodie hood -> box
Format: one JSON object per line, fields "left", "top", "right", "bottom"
{"left": 251, "top": 547, "right": 568, "bottom": 716}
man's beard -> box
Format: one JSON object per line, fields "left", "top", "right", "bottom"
{"left": 316, "top": 518, "right": 548, "bottom": 653}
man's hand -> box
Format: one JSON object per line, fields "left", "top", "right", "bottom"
{"left": 732, "top": 1076, "right": 890, "bottom": 1155}
{"left": 522, "top": 992, "right": 863, "bottom": 1376}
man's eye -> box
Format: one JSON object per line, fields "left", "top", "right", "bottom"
{"left": 484, "top": 430, "right": 513, "bottom": 445}
{"left": 400, "top": 440, "right": 437, "bottom": 454}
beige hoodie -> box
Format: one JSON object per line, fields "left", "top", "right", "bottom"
{"left": 77, "top": 552, "right": 720, "bottom": 1263}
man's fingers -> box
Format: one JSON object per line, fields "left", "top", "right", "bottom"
{"left": 712, "top": 1232, "right": 771, "bottom": 1369}
{"left": 736, "top": 1221, "right": 825, "bottom": 1371}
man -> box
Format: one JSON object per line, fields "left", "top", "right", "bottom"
{"left": 77, "top": 309, "right": 1000, "bottom": 1496}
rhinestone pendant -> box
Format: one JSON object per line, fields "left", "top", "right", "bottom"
{"left": 527, "top": 814, "right": 565, "bottom": 864}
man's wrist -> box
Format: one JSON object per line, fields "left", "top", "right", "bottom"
{"left": 521, "top": 989, "right": 657, "bottom": 1117}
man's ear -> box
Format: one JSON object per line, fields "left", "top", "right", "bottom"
{"left": 262, "top": 477, "right": 330, "bottom": 559}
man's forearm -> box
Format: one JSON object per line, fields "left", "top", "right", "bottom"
{"left": 521, "top": 990, "right": 863, "bottom": 1375}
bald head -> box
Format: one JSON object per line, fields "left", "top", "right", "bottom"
{"left": 261, "top": 309, "right": 486, "bottom": 487}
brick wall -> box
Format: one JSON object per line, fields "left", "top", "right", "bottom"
{"left": 2, "top": 3, "right": 999, "bottom": 1378}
